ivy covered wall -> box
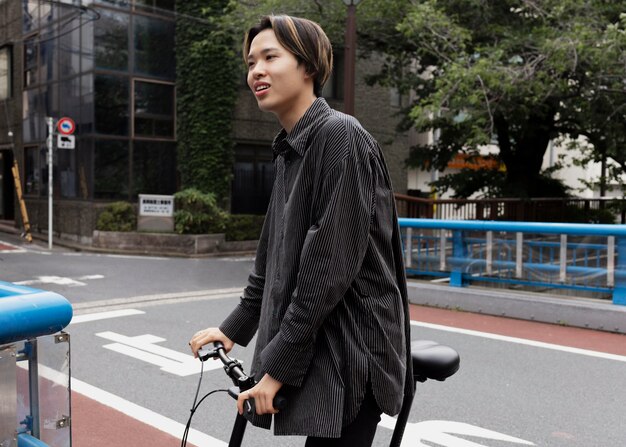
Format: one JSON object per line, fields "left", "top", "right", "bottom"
{"left": 175, "top": 0, "right": 240, "bottom": 206}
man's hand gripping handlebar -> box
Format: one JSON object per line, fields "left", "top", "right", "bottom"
{"left": 198, "top": 342, "right": 287, "bottom": 419}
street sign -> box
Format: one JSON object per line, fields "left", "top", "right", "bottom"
{"left": 57, "top": 117, "right": 76, "bottom": 135}
{"left": 57, "top": 134, "right": 75, "bottom": 149}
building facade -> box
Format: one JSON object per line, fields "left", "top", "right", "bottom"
{"left": 0, "top": 1, "right": 409, "bottom": 242}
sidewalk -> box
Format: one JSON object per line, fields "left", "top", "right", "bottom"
{"left": 407, "top": 280, "right": 626, "bottom": 335}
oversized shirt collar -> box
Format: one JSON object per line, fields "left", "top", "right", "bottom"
{"left": 272, "top": 98, "right": 332, "bottom": 160}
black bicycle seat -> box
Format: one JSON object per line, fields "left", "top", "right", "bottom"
{"left": 411, "top": 340, "right": 460, "bottom": 383}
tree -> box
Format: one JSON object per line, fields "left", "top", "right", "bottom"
{"left": 366, "top": 0, "right": 626, "bottom": 198}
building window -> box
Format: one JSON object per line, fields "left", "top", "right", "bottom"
{"left": 133, "top": 15, "right": 175, "bottom": 79}
{"left": 24, "top": 38, "right": 38, "bottom": 87}
{"left": 95, "top": 74, "right": 129, "bottom": 135}
{"left": 94, "top": 139, "right": 129, "bottom": 199}
{"left": 24, "top": 146, "right": 42, "bottom": 196}
{"left": 94, "top": 9, "right": 129, "bottom": 72}
{"left": 133, "top": 80, "right": 174, "bottom": 138}
{"left": 132, "top": 140, "right": 176, "bottom": 196}
{"left": 134, "top": 0, "right": 175, "bottom": 14}
{"left": 231, "top": 145, "right": 274, "bottom": 215}
{"left": 0, "top": 46, "right": 10, "bottom": 100}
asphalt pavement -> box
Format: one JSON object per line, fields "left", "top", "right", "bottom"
{"left": 2, "top": 229, "right": 626, "bottom": 446}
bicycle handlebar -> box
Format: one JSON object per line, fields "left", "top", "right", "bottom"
{"left": 198, "top": 342, "right": 287, "bottom": 416}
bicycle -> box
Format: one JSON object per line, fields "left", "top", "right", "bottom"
{"left": 183, "top": 340, "right": 460, "bottom": 447}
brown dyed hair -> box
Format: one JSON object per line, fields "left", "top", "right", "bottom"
{"left": 243, "top": 15, "right": 333, "bottom": 97}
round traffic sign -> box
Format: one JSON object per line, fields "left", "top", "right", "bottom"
{"left": 57, "top": 117, "right": 76, "bottom": 135}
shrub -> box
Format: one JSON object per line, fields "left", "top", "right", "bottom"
{"left": 174, "top": 188, "right": 228, "bottom": 234}
{"left": 96, "top": 202, "right": 136, "bottom": 232}
{"left": 225, "top": 214, "right": 265, "bottom": 241}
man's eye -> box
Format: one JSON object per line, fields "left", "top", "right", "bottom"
{"left": 266, "top": 55, "right": 276, "bottom": 60}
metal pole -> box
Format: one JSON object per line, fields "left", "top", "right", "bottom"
{"left": 27, "top": 339, "right": 40, "bottom": 438}
{"left": 343, "top": 3, "right": 357, "bottom": 116}
{"left": 46, "top": 117, "right": 54, "bottom": 250}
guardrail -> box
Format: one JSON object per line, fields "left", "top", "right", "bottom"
{"left": 398, "top": 219, "right": 626, "bottom": 305}
{"left": 395, "top": 194, "right": 626, "bottom": 224}
{"left": 0, "top": 281, "right": 73, "bottom": 447}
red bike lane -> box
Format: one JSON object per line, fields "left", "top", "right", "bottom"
{"left": 70, "top": 303, "right": 626, "bottom": 446}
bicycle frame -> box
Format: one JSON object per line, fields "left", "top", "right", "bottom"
{"left": 202, "top": 340, "right": 459, "bottom": 447}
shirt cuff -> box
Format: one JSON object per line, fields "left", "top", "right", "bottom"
{"left": 260, "top": 332, "right": 314, "bottom": 387}
{"left": 219, "top": 304, "right": 259, "bottom": 347}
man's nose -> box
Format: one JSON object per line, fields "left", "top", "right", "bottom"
{"left": 251, "top": 61, "right": 266, "bottom": 78}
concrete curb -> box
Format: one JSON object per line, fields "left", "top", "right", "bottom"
{"left": 407, "top": 280, "right": 626, "bottom": 334}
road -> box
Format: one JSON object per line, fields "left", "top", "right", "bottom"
{"left": 2, "top": 234, "right": 626, "bottom": 447}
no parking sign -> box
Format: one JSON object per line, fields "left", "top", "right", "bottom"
{"left": 57, "top": 117, "right": 75, "bottom": 135}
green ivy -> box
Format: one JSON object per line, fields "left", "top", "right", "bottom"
{"left": 175, "top": 0, "right": 240, "bottom": 206}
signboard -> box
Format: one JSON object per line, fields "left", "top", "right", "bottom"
{"left": 57, "top": 117, "right": 76, "bottom": 135}
{"left": 57, "top": 134, "right": 75, "bottom": 149}
{"left": 139, "top": 195, "right": 174, "bottom": 217}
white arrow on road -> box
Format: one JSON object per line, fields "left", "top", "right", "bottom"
{"left": 15, "top": 274, "right": 105, "bottom": 287}
{"left": 379, "top": 416, "right": 535, "bottom": 446}
{"left": 96, "top": 331, "right": 224, "bottom": 376}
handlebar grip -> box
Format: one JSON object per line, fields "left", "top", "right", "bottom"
{"left": 273, "top": 395, "right": 287, "bottom": 411}
{"left": 243, "top": 395, "right": 288, "bottom": 420}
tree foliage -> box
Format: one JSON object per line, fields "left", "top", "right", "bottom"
{"left": 370, "top": 0, "right": 626, "bottom": 198}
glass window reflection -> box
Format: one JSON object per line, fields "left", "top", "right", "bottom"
{"left": 94, "top": 139, "right": 129, "bottom": 199}
{"left": 0, "top": 47, "right": 10, "bottom": 100}
{"left": 23, "top": 88, "right": 45, "bottom": 142}
{"left": 132, "top": 140, "right": 176, "bottom": 196}
{"left": 59, "top": 21, "right": 81, "bottom": 79}
{"left": 94, "top": 10, "right": 129, "bottom": 71}
{"left": 133, "top": 15, "right": 174, "bottom": 79}
{"left": 24, "top": 39, "right": 38, "bottom": 87}
{"left": 80, "top": 74, "right": 94, "bottom": 134}
{"left": 24, "top": 146, "right": 41, "bottom": 196}
{"left": 95, "top": 74, "right": 129, "bottom": 135}
{"left": 134, "top": 81, "right": 174, "bottom": 138}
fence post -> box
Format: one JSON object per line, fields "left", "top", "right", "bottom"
{"left": 450, "top": 230, "right": 467, "bottom": 287}
{"left": 613, "top": 236, "right": 626, "bottom": 305}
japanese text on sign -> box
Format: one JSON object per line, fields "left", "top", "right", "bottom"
{"left": 139, "top": 195, "right": 174, "bottom": 217}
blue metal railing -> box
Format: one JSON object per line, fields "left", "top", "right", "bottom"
{"left": 398, "top": 219, "right": 626, "bottom": 305}
{"left": 0, "top": 280, "right": 73, "bottom": 447}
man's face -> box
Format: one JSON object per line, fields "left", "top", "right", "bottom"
{"left": 247, "top": 29, "right": 311, "bottom": 119}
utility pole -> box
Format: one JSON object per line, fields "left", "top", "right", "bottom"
{"left": 342, "top": 0, "right": 362, "bottom": 116}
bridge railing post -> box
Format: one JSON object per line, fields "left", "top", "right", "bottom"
{"left": 613, "top": 236, "right": 626, "bottom": 305}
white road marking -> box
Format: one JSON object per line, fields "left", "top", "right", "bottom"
{"left": 31, "top": 363, "right": 227, "bottom": 446}
{"left": 379, "top": 416, "right": 535, "bottom": 446}
{"left": 15, "top": 276, "right": 86, "bottom": 286}
{"left": 72, "top": 288, "right": 242, "bottom": 314}
{"left": 96, "top": 331, "right": 223, "bottom": 376}
{"left": 14, "top": 274, "right": 105, "bottom": 287}
{"left": 411, "top": 321, "right": 626, "bottom": 362}
{"left": 70, "top": 309, "right": 145, "bottom": 324}
{"left": 76, "top": 274, "right": 105, "bottom": 280}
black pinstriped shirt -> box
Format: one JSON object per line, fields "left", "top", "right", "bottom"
{"left": 220, "top": 98, "right": 413, "bottom": 437}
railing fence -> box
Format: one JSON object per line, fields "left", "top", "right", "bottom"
{"left": 399, "top": 219, "right": 626, "bottom": 306}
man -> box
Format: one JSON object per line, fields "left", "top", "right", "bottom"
{"left": 189, "top": 14, "right": 413, "bottom": 446}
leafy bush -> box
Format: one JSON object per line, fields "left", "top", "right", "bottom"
{"left": 96, "top": 202, "right": 136, "bottom": 232}
{"left": 225, "top": 214, "right": 265, "bottom": 241}
{"left": 174, "top": 188, "right": 228, "bottom": 234}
